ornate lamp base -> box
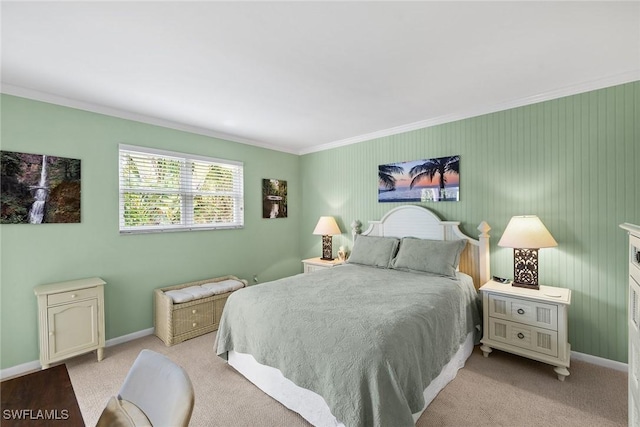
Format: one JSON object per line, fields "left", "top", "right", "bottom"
{"left": 512, "top": 248, "right": 539, "bottom": 290}
{"left": 321, "top": 235, "right": 334, "bottom": 260}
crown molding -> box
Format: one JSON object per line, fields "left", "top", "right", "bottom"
{"left": 0, "top": 83, "right": 299, "bottom": 155}
{"left": 3, "top": 70, "right": 638, "bottom": 157}
{"left": 298, "top": 70, "right": 640, "bottom": 155}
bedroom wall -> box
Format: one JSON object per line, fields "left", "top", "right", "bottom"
{"left": 0, "top": 94, "right": 301, "bottom": 369}
{"left": 300, "top": 81, "right": 639, "bottom": 363}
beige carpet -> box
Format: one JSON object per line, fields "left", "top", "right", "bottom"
{"left": 66, "top": 332, "right": 627, "bottom": 427}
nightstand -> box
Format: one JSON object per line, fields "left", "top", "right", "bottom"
{"left": 34, "top": 277, "right": 106, "bottom": 369}
{"left": 480, "top": 280, "right": 571, "bottom": 381}
{"left": 302, "top": 257, "right": 344, "bottom": 273}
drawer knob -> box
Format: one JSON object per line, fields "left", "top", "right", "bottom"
{"left": 517, "top": 308, "right": 525, "bottom": 315}
{"left": 635, "top": 251, "right": 640, "bottom": 263}
{"left": 192, "top": 322, "right": 197, "bottom": 328}
{"left": 192, "top": 309, "right": 197, "bottom": 314}
{"left": 517, "top": 332, "right": 525, "bottom": 339}
{"left": 71, "top": 294, "right": 77, "bottom": 298}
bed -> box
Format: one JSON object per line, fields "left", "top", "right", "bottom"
{"left": 215, "top": 205, "right": 491, "bottom": 427}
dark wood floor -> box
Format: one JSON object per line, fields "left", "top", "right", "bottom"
{"left": 1, "top": 364, "right": 84, "bottom": 426}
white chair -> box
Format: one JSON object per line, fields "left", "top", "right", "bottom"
{"left": 97, "top": 349, "right": 194, "bottom": 427}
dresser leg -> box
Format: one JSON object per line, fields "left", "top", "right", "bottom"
{"left": 480, "top": 344, "right": 493, "bottom": 358}
{"left": 554, "top": 366, "right": 569, "bottom": 381}
{"left": 97, "top": 347, "right": 104, "bottom": 362}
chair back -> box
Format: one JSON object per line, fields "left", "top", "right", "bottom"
{"left": 118, "top": 349, "right": 194, "bottom": 427}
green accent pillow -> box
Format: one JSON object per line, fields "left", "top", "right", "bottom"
{"left": 391, "top": 237, "right": 467, "bottom": 278}
{"left": 346, "top": 235, "right": 400, "bottom": 268}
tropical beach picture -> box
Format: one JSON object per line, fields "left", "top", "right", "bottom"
{"left": 262, "top": 178, "right": 288, "bottom": 219}
{"left": 1, "top": 150, "right": 81, "bottom": 224}
{"left": 378, "top": 155, "right": 460, "bottom": 203}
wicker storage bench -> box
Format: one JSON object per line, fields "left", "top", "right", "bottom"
{"left": 154, "top": 275, "right": 247, "bottom": 346}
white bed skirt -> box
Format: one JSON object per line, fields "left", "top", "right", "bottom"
{"left": 228, "top": 332, "right": 475, "bottom": 427}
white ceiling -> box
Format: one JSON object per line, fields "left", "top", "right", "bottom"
{"left": 2, "top": 2, "right": 639, "bottom": 155}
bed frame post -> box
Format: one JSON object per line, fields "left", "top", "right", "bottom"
{"left": 477, "top": 221, "right": 491, "bottom": 285}
{"left": 351, "top": 220, "right": 362, "bottom": 243}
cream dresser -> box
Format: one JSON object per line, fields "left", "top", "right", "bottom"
{"left": 480, "top": 280, "right": 571, "bottom": 381}
{"left": 34, "top": 277, "right": 106, "bottom": 369}
{"left": 621, "top": 223, "right": 640, "bottom": 427}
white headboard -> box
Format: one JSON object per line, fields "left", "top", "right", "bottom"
{"left": 351, "top": 205, "right": 491, "bottom": 289}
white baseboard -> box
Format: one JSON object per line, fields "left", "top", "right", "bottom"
{"left": 104, "top": 327, "right": 155, "bottom": 348}
{"left": 0, "top": 328, "right": 155, "bottom": 381}
{"left": 571, "top": 350, "right": 628, "bottom": 373}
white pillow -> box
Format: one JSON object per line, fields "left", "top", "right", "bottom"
{"left": 201, "top": 279, "right": 245, "bottom": 295}
{"left": 181, "top": 285, "right": 215, "bottom": 299}
{"left": 164, "top": 290, "right": 194, "bottom": 303}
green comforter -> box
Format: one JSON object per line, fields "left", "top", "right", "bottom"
{"left": 215, "top": 264, "right": 481, "bottom": 427}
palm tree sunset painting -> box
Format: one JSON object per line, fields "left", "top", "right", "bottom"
{"left": 378, "top": 155, "right": 460, "bottom": 203}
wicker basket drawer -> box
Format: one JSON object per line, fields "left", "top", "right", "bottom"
{"left": 173, "top": 301, "right": 215, "bottom": 336}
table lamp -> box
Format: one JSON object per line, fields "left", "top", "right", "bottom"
{"left": 498, "top": 215, "right": 557, "bottom": 290}
{"left": 313, "top": 216, "right": 341, "bottom": 260}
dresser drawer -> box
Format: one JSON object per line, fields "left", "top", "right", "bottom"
{"left": 631, "top": 273, "right": 640, "bottom": 335}
{"left": 488, "top": 294, "right": 558, "bottom": 331}
{"left": 47, "top": 287, "right": 98, "bottom": 306}
{"left": 630, "top": 317, "right": 640, "bottom": 404}
{"left": 488, "top": 317, "right": 558, "bottom": 357}
{"left": 173, "top": 301, "right": 215, "bottom": 336}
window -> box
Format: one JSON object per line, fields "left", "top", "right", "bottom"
{"left": 119, "top": 144, "right": 243, "bottom": 233}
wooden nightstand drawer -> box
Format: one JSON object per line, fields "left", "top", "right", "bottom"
{"left": 304, "top": 264, "right": 326, "bottom": 273}
{"left": 488, "top": 317, "right": 558, "bottom": 357}
{"left": 47, "top": 287, "right": 98, "bottom": 305}
{"left": 488, "top": 294, "right": 558, "bottom": 331}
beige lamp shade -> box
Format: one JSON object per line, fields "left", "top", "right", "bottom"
{"left": 313, "top": 216, "right": 341, "bottom": 236}
{"left": 498, "top": 215, "right": 557, "bottom": 249}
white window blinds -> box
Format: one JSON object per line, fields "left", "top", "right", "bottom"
{"left": 119, "top": 144, "right": 244, "bottom": 233}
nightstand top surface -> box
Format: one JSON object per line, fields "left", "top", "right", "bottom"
{"left": 302, "top": 257, "right": 344, "bottom": 266}
{"left": 34, "top": 277, "right": 106, "bottom": 296}
{"left": 480, "top": 280, "right": 571, "bottom": 305}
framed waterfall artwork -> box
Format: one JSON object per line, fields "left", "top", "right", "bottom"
{"left": 262, "top": 178, "right": 287, "bottom": 219}
{"left": 378, "top": 155, "right": 460, "bottom": 203}
{"left": 0, "top": 151, "right": 81, "bottom": 224}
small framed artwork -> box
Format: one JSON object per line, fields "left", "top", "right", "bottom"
{"left": 1, "top": 150, "right": 81, "bottom": 224}
{"left": 378, "top": 155, "right": 460, "bottom": 203}
{"left": 262, "top": 178, "right": 287, "bottom": 219}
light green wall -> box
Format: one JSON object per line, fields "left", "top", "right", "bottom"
{"left": 0, "top": 95, "right": 301, "bottom": 369}
{"left": 300, "top": 81, "right": 639, "bottom": 363}
{"left": 1, "top": 82, "right": 638, "bottom": 369}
